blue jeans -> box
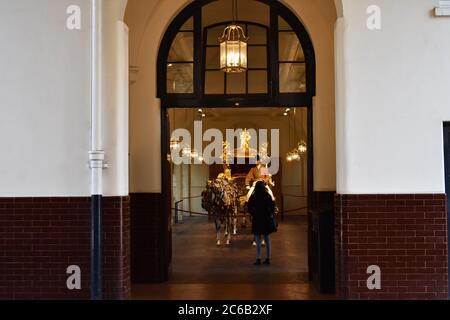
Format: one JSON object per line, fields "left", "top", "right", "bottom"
{"left": 255, "top": 234, "right": 271, "bottom": 260}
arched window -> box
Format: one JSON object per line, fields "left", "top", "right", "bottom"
{"left": 158, "top": 0, "right": 315, "bottom": 108}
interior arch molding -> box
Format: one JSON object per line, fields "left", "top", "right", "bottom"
{"left": 156, "top": 0, "right": 317, "bottom": 106}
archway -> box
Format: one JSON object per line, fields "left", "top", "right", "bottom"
{"left": 125, "top": 0, "right": 339, "bottom": 298}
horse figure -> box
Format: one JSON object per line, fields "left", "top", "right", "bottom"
{"left": 201, "top": 177, "right": 239, "bottom": 246}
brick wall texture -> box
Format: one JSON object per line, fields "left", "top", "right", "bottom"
{"left": 335, "top": 194, "right": 448, "bottom": 300}
{"left": 1, "top": 193, "right": 448, "bottom": 300}
{"left": 0, "top": 196, "right": 130, "bottom": 300}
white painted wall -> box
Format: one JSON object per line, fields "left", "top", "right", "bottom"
{"left": 100, "top": 0, "right": 130, "bottom": 197}
{"left": 2, "top": 0, "right": 449, "bottom": 197}
{"left": 337, "top": 0, "right": 450, "bottom": 194}
{"left": 0, "top": 0, "right": 92, "bottom": 197}
{"left": 126, "top": 0, "right": 189, "bottom": 193}
{"left": 0, "top": 0, "right": 129, "bottom": 197}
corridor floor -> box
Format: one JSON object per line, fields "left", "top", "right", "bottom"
{"left": 131, "top": 215, "right": 335, "bottom": 300}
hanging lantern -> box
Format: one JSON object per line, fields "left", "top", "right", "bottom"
{"left": 219, "top": 0, "right": 248, "bottom": 73}
{"left": 219, "top": 25, "right": 248, "bottom": 73}
{"left": 286, "top": 153, "right": 293, "bottom": 162}
{"left": 286, "top": 150, "right": 301, "bottom": 162}
{"left": 291, "top": 151, "right": 300, "bottom": 161}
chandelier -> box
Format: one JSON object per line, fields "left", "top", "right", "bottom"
{"left": 287, "top": 143, "right": 307, "bottom": 162}
{"left": 219, "top": 0, "right": 248, "bottom": 73}
{"left": 297, "top": 141, "right": 307, "bottom": 154}
{"left": 285, "top": 109, "right": 307, "bottom": 162}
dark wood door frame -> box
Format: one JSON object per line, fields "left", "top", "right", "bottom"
{"left": 156, "top": 0, "right": 318, "bottom": 282}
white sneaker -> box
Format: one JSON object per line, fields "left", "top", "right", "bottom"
{"left": 252, "top": 241, "right": 256, "bottom": 246}
{"left": 261, "top": 240, "right": 266, "bottom": 247}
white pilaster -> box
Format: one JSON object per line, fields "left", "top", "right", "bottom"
{"left": 90, "top": 0, "right": 107, "bottom": 196}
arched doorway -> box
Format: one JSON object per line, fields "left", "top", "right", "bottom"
{"left": 160, "top": 0, "right": 315, "bottom": 289}
{"left": 127, "top": 0, "right": 338, "bottom": 299}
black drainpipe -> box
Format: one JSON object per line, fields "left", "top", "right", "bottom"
{"left": 91, "top": 194, "right": 103, "bottom": 300}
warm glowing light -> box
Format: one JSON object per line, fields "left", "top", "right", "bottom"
{"left": 298, "top": 141, "right": 308, "bottom": 154}
{"left": 286, "top": 150, "right": 301, "bottom": 162}
{"left": 190, "top": 149, "right": 199, "bottom": 159}
{"left": 291, "top": 153, "right": 300, "bottom": 161}
{"left": 182, "top": 146, "right": 191, "bottom": 157}
{"left": 219, "top": 25, "right": 248, "bottom": 73}
{"left": 170, "top": 139, "right": 180, "bottom": 150}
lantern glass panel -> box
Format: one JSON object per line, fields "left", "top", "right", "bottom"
{"left": 220, "top": 40, "right": 247, "bottom": 72}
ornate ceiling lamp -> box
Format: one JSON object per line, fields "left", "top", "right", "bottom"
{"left": 285, "top": 109, "right": 303, "bottom": 162}
{"left": 219, "top": 0, "right": 248, "bottom": 73}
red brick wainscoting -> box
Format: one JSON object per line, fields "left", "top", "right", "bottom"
{"left": 0, "top": 197, "right": 130, "bottom": 300}
{"left": 335, "top": 194, "right": 448, "bottom": 300}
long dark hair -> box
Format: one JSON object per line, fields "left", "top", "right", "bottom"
{"left": 253, "top": 181, "right": 269, "bottom": 199}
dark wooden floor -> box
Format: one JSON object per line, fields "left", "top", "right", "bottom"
{"left": 131, "top": 215, "right": 335, "bottom": 300}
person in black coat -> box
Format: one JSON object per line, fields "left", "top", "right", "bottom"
{"left": 248, "top": 181, "right": 277, "bottom": 265}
